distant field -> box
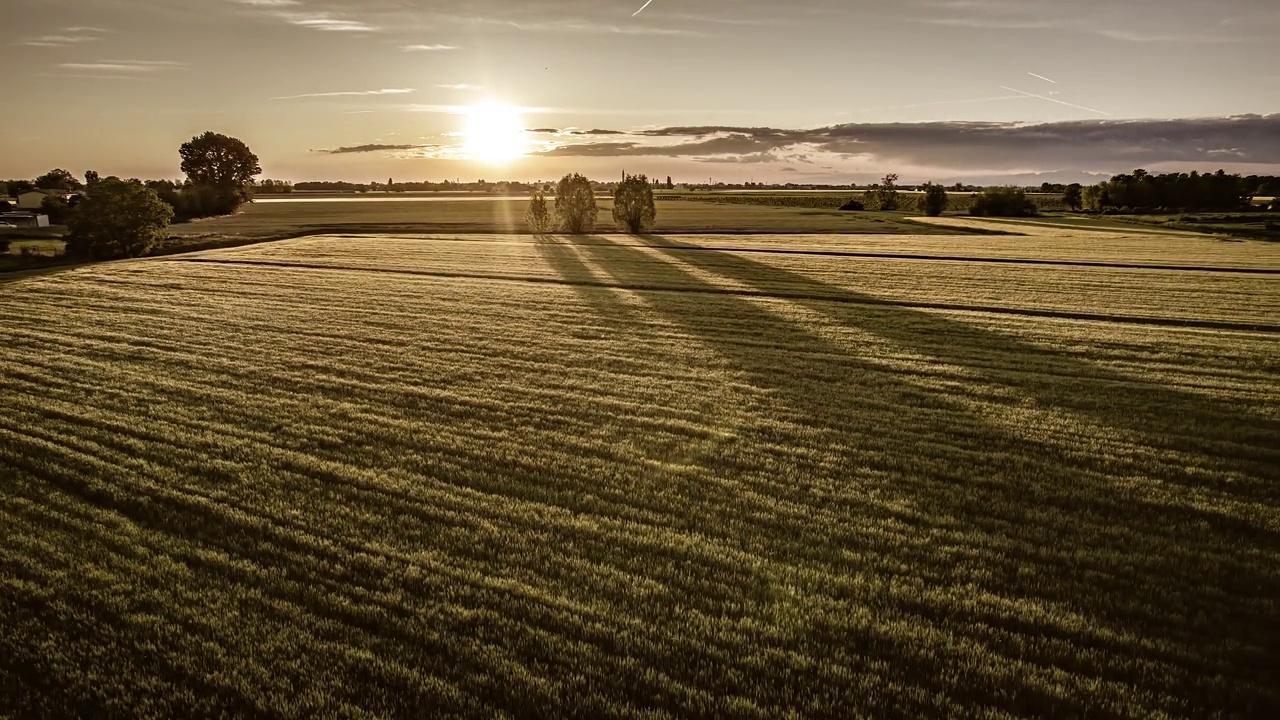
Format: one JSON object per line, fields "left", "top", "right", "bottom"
{"left": 165, "top": 197, "right": 962, "bottom": 249}
{"left": 2, "top": 229, "right": 1277, "bottom": 718}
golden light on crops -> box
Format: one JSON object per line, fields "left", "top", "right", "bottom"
{"left": 462, "top": 99, "right": 526, "bottom": 164}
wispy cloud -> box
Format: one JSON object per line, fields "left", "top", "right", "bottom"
{"left": 229, "top": 0, "right": 300, "bottom": 6}
{"left": 57, "top": 60, "right": 185, "bottom": 74}
{"left": 402, "top": 44, "right": 458, "bottom": 51}
{"left": 435, "top": 83, "right": 479, "bottom": 90}
{"left": 20, "top": 27, "right": 110, "bottom": 48}
{"left": 315, "top": 143, "right": 436, "bottom": 154}
{"left": 913, "top": 17, "right": 1055, "bottom": 30}
{"left": 1095, "top": 29, "right": 1242, "bottom": 43}
{"left": 272, "top": 88, "right": 415, "bottom": 100}
{"left": 436, "top": 14, "right": 699, "bottom": 36}
{"left": 278, "top": 12, "right": 378, "bottom": 32}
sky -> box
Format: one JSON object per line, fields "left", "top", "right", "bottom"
{"left": 3, "top": 0, "right": 1279, "bottom": 184}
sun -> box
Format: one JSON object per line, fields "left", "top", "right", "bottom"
{"left": 463, "top": 99, "right": 527, "bottom": 164}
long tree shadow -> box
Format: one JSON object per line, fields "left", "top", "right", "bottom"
{"left": 545, "top": 233, "right": 1279, "bottom": 717}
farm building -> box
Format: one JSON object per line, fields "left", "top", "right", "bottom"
{"left": 16, "top": 190, "right": 70, "bottom": 209}
{"left": 0, "top": 212, "right": 51, "bottom": 228}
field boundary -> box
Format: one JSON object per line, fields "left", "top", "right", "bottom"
{"left": 164, "top": 257, "right": 1280, "bottom": 333}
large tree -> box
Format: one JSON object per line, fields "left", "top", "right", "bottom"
{"left": 918, "top": 182, "right": 948, "bottom": 217}
{"left": 554, "top": 173, "right": 598, "bottom": 234}
{"left": 179, "top": 131, "right": 261, "bottom": 200}
{"left": 34, "top": 168, "right": 82, "bottom": 192}
{"left": 64, "top": 179, "right": 173, "bottom": 260}
{"left": 612, "top": 173, "right": 656, "bottom": 233}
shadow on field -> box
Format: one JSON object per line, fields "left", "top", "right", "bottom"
{"left": 539, "top": 233, "right": 1280, "bottom": 717}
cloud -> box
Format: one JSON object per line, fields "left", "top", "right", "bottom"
{"left": 571, "top": 129, "right": 626, "bottom": 135}
{"left": 528, "top": 128, "right": 560, "bottom": 134}
{"left": 435, "top": 83, "right": 479, "bottom": 90}
{"left": 57, "top": 60, "right": 185, "bottom": 73}
{"left": 403, "top": 44, "right": 458, "bottom": 51}
{"left": 20, "top": 27, "right": 110, "bottom": 48}
{"left": 535, "top": 116, "right": 1280, "bottom": 173}
{"left": 229, "top": 0, "right": 300, "bottom": 6}
{"left": 273, "top": 88, "right": 414, "bottom": 100}
{"left": 316, "top": 144, "right": 437, "bottom": 154}
{"left": 1095, "top": 29, "right": 1242, "bottom": 43}
{"left": 279, "top": 12, "right": 378, "bottom": 32}
{"left": 436, "top": 14, "right": 700, "bottom": 36}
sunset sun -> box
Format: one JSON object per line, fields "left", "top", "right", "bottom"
{"left": 462, "top": 99, "right": 526, "bottom": 164}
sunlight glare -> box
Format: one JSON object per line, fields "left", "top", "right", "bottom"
{"left": 463, "top": 99, "right": 527, "bottom": 164}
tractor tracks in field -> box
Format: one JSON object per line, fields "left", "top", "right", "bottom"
{"left": 163, "top": 257, "right": 1280, "bottom": 334}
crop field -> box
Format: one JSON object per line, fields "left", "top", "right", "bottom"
{"left": 165, "top": 197, "right": 957, "bottom": 248}
{"left": 2, "top": 228, "right": 1278, "bottom": 718}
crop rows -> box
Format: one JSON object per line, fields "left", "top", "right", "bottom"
{"left": 664, "top": 193, "right": 1070, "bottom": 213}
{"left": 2, "top": 235, "right": 1278, "bottom": 718}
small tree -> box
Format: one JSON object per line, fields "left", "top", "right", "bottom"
{"left": 867, "top": 173, "right": 901, "bottom": 211}
{"left": 554, "top": 173, "right": 598, "bottom": 234}
{"left": 970, "top": 187, "right": 1038, "bottom": 217}
{"left": 64, "top": 179, "right": 173, "bottom": 260}
{"left": 919, "top": 182, "right": 947, "bottom": 217}
{"left": 1063, "top": 183, "right": 1084, "bottom": 211}
{"left": 526, "top": 189, "right": 552, "bottom": 234}
{"left": 613, "top": 173, "right": 656, "bottom": 233}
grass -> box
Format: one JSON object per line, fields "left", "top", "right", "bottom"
{"left": 2, "top": 231, "right": 1277, "bottom": 718}
{"left": 1102, "top": 212, "right": 1280, "bottom": 241}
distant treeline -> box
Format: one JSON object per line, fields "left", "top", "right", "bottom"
{"left": 1081, "top": 171, "right": 1279, "bottom": 213}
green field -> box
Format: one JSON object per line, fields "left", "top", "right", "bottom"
{"left": 2, "top": 226, "right": 1277, "bottom": 718}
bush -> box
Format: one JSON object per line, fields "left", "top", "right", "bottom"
{"left": 554, "top": 173, "right": 598, "bottom": 234}
{"left": 970, "top": 187, "right": 1038, "bottom": 217}
{"left": 839, "top": 198, "right": 865, "bottom": 211}
{"left": 0, "top": 238, "right": 10, "bottom": 255}
{"left": 0, "top": 200, "right": 11, "bottom": 212}
{"left": 526, "top": 189, "right": 551, "bottom": 234}
{"left": 172, "top": 184, "right": 244, "bottom": 220}
{"left": 612, "top": 174, "right": 656, "bottom": 233}
{"left": 64, "top": 179, "right": 174, "bottom": 260}
{"left": 865, "top": 174, "right": 901, "bottom": 211}
{"left": 40, "top": 194, "right": 74, "bottom": 224}
{"left": 919, "top": 182, "right": 947, "bottom": 217}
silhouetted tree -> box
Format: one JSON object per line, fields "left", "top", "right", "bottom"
{"left": 554, "top": 173, "right": 598, "bottom": 234}
{"left": 40, "top": 195, "right": 75, "bottom": 224}
{"left": 179, "top": 131, "right": 261, "bottom": 215}
{"left": 919, "top": 182, "right": 947, "bottom": 217}
{"left": 866, "top": 173, "right": 901, "bottom": 211}
{"left": 34, "top": 168, "right": 82, "bottom": 192}
{"left": 613, "top": 174, "right": 657, "bottom": 233}
{"left": 1063, "top": 183, "right": 1083, "bottom": 211}
{"left": 85, "top": 170, "right": 101, "bottom": 188}
{"left": 666, "top": 176, "right": 674, "bottom": 190}
{"left": 970, "top": 187, "right": 1037, "bottom": 217}
{"left": 4, "top": 180, "right": 36, "bottom": 197}
{"left": 64, "top": 179, "right": 173, "bottom": 260}
{"left": 526, "top": 189, "right": 552, "bottom": 233}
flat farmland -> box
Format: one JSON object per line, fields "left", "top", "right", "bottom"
{"left": 163, "top": 197, "right": 959, "bottom": 245}
{"left": 2, "top": 231, "right": 1278, "bottom": 718}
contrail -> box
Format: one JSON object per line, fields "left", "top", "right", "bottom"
{"left": 1000, "top": 86, "right": 1112, "bottom": 116}
{"left": 1027, "top": 72, "right": 1057, "bottom": 84}
{"left": 633, "top": 0, "right": 656, "bottom": 16}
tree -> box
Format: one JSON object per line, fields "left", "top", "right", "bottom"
{"left": 612, "top": 173, "right": 656, "bottom": 233}
{"left": 0, "top": 200, "right": 11, "bottom": 212}
{"left": 970, "top": 187, "right": 1038, "bottom": 217}
{"left": 85, "top": 170, "right": 101, "bottom": 188}
{"left": 64, "top": 179, "right": 173, "bottom": 260}
{"left": 34, "top": 168, "right": 82, "bottom": 192}
{"left": 866, "top": 173, "right": 900, "bottom": 211}
{"left": 919, "top": 182, "right": 947, "bottom": 217}
{"left": 666, "top": 176, "right": 674, "bottom": 190}
{"left": 179, "top": 131, "right": 261, "bottom": 204}
{"left": 1063, "top": 183, "right": 1083, "bottom": 212}
{"left": 526, "top": 189, "right": 552, "bottom": 234}
{"left": 4, "top": 180, "right": 36, "bottom": 197}
{"left": 554, "top": 173, "right": 598, "bottom": 234}
{"left": 41, "top": 194, "right": 74, "bottom": 224}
